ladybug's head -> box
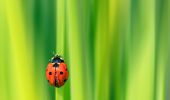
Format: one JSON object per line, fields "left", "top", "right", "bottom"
{"left": 51, "top": 55, "right": 64, "bottom": 63}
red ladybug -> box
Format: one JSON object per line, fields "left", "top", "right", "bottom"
{"left": 46, "top": 55, "right": 69, "bottom": 87}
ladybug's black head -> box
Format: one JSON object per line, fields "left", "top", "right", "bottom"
{"left": 51, "top": 55, "right": 64, "bottom": 63}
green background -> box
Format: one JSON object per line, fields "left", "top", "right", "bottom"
{"left": 0, "top": 0, "right": 169, "bottom": 100}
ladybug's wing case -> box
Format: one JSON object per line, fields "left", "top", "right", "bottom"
{"left": 55, "top": 63, "right": 69, "bottom": 87}
{"left": 46, "top": 63, "right": 56, "bottom": 86}
{"left": 59, "top": 63, "right": 69, "bottom": 80}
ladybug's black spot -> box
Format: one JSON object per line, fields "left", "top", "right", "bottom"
{"left": 49, "top": 72, "right": 52, "bottom": 75}
{"left": 60, "top": 71, "right": 63, "bottom": 75}
{"left": 53, "top": 63, "right": 59, "bottom": 67}
{"left": 64, "top": 79, "right": 67, "bottom": 82}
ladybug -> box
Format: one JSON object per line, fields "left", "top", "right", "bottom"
{"left": 46, "top": 55, "right": 69, "bottom": 87}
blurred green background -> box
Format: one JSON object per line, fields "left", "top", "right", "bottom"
{"left": 0, "top": 0, "right": 169, "bottom": 100}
